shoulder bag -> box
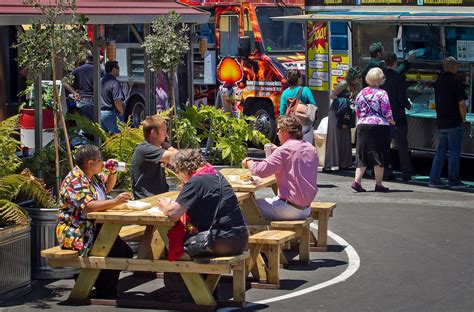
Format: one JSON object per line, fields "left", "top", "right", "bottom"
{"left": 183, "top": 173, "right": 224, "bottom": 257}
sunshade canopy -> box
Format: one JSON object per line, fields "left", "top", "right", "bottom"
{"left": 0, "top": 0, "right": 210, "bottom": 25}
{"left": 272, "top": 6, "right": 474, "bottom": 24}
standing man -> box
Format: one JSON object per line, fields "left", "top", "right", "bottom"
{"left": 381, "top": 52, "right": 413, "bottom": 181}
{"left": 429, "top": 57, "right": 468, "bottom": 189}
{"left": 70, "top": 51, "right": 104, "bottom": 120}
{"left": 242, "top": 115, "right": 318, "bottom": 220}
{"left": 131, "top": 115, "right": 178, "bottom": 199}
{"left": 101, "top": 61, "right": 125, "bottom": 134}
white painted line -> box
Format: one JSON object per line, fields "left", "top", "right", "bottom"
{"left": 217, "top": 224, "right": 360, "bottom": 311}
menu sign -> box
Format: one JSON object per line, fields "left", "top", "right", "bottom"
{"left": 307, "top": 22, "right": 330, "bottom": 91}
{"left": 306, "top": 0, "right": 474, "bottom": 5}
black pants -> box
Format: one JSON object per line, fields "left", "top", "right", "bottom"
{"left": 164, "top": 230, "right": 249, "bottom": 298}
{"left": 94, "top": 233, "right": 133, "bottom": 295}
{"left": 393, "top": 124, "right": 412, "bottom": 174}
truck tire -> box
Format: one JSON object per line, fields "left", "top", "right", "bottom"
{"left": 249, "top": 103, "right": 277, "bottom": 144}
{"left": 125, "top": 96, "right": 145, "bottom": 128}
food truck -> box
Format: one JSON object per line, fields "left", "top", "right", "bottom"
{"left": 181, "top": 0, "right": 306, "bottom": 142}
{"left": 277, "top": 0, "right": 474, "bottom": 157}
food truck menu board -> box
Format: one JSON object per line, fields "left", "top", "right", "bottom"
{"left": 457, "top": 40, "right": 474, "bottom": 62}
{"left": 306, "top": 0, "right": 474, "bottom": 4}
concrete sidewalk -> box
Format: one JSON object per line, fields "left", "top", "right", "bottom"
{"left": 1, "top": 171, "right": 472, "bottom": 311}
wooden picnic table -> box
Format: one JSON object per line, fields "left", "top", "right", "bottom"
{"left": 220, "top": 168, "right": 277, "bottom": 226}
{"left": 64, "top": 190, "right": 249, "bottom": 307}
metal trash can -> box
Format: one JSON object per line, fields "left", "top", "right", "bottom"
{"left": 26, "top": 207, "right": 78, "bottom": 279}
{"left": 0, "top": 224, "right": 31, "bottom": 302}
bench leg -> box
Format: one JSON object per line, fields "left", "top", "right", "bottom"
{"left": 232, "top": 261, "right": 246, "bottom": 303}
{"left": 246, "top": 244, "right": 263, "bottom": 274}
{"left": 69, "top": 223, "right": 122, "bottom": 301}
{"left": 251, "top": 254, "right": 267, "bottom": 283}
{"left": 206, "top": 274, "right": 221, "bottom": 293}
{"left": 299, "top": 226, "right": 310, "bottom": 264}
{"left": 280, "top": 249, "right": 288, "bottom": 265}
{"left": 181, "top": 273, "right": 216, "bottom": 306}
{"left": 317, "top": 211, "right": 329, "bottom": 248}
{"left": 262, "top": 245, "right": 280, "bottom": 286}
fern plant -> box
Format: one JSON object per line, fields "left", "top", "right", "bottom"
{"left": 0, "top": 114, "right": 51, "bottom": 227}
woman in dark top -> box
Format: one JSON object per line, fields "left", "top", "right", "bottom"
{"left": 156, "top": 149, "right": 248, "bottom": 302}
{"left": 324, "top": 66, "right": 361, "bottom": 171}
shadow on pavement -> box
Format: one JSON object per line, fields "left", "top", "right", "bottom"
{"left": 0, "top": 280, "right": 71, "bottom": 308}
{"left": 284, "top": 259, "right": 347, "bottom": 272}
{"left": 326, "top": 244, "right": 347, "bottom": 252}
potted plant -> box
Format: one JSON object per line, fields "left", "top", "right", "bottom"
{"left": 0, "top": 115, "right": 46, "bottom": 300}
{"left": 18, "top": 82, "right": 56, "bottom": 151}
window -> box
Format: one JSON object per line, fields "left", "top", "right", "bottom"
{"left": 219, "top": 15, "right": 239, "bottom": 56}
{"left": 243, "top": 9, "right": 255, "bottom": 52}
{"left": 255, "top": 6, "right": 304, "bottom": 53}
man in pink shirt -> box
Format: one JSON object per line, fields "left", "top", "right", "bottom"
{"left": 242, "top": 115, "right": 318, "bottom": 220}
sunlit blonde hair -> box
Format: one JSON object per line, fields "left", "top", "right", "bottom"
{"left": 365, "top": 67, "right": 385, "bottom": 87}
{"left": 142, "top": 114, "right": 167, "bottom": 141}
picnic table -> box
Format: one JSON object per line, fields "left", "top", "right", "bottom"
{"left": 219, "top": 168, "right": 277, "bottom": 226}
{"left": 42, "top": 190, "right": 249, "bottom": 308}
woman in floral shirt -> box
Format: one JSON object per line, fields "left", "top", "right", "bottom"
{"left": 352, "top": 67, "right": 395, "bottom": 193}
{"left": 56, "top": 144, "right": 132, "bottom": 298}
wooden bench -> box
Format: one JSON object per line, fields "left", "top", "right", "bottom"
{"left": 247, "top": 230, "right": 295, "bottom": 288}
{"left": 118, "top": 225, "right": 146, "bottom": 242}
{"left": 41, "top": 246, "right": 249, "bottom": 306}
{"left": 270, "top": 218, "right": 313, "bottom": 264}
{"left": 309, "top": 202, "right": 336, "bottom": 251}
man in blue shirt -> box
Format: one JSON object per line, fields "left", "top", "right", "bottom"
{"left": 100, "top": 61, "right": 125, "bottom": 134}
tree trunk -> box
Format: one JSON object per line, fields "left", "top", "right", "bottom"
{"left": 169, "top": 69, "right": 179, "bottom": 148}
{"left": 0, "top": 46, "right": 6, "bottom": 122}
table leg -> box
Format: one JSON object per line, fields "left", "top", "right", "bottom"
{"left": 181, "top": 273, "right": 216, "bottom": 306}
{"left": 300, "top": 224, "right": 310, "bottom": 263}
{"left": 271, "top": 183, "right": 278, "bottom": 195}
{"left": 240, "top": 196, "right": 268, "bottom": 225}
{"left": 137, "top": 225, "right": 156, "bottom": 259}
{"left": 69, "top": 223, "right": 122, "bottom": 301}
{"left": 206, "top": 274, "right": 221, "bottom": 293}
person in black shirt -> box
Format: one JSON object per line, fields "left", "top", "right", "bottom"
{"left": 429, "top": 57, "right": 468, "bottom": 189}
{"left": 70, "top": 51, "right": 105, "bottom": 121}
{"left": 100, "top": 61, "right": 125, "bottom": 133}
{"left": 156, "top": 149, "right": 248, "bottom": 302}
{"left": 382, "top": 53, "right": 413, "bottom": 181}
{"left": 131, "top": 115, "right": 178, "bottom": 199}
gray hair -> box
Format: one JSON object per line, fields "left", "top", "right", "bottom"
{"left": 170, "top": 149, "right": 207, "bottom": 175}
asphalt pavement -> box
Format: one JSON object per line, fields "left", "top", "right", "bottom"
{"left": 1, "top": 170, "right": 473, "bottom": 312}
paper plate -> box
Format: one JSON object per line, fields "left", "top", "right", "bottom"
{"left": 125, "top": 201, "right": 152, "bottom": 210}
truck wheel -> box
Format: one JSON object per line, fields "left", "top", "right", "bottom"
{"left": 250, "top": 104, "right": 276, "bottom": 144}
{"left": 126, "top": 97, "right": 145, "bottom": 128}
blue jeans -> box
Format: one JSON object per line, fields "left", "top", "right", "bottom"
{"left": 100, "top": 110, "right": 121, "bottom": 134}
{"left": 77, "top": 98, "right": 94, "bottom": 121}
{"left": 429, "top": 125, "right": 464, "bottom": 186}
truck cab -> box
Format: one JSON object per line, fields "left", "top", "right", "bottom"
{"left": 189, "top": 1, "right": 305, "bottom": 142}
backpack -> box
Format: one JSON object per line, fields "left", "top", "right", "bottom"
{"left": 286, "top": 87, "right": 318, "bottom": 125}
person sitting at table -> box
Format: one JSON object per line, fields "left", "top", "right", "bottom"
{"left": 156, "top": 149, "right": 248, "bottom": 303}
{"left": 242, "top": 115, "right": 318, "bottom": 220}
{"left": 56, "top": 144, "right": 133, "bottom": 299}
{"left": 131, "top": 114, "right": 178, "bottom": 199}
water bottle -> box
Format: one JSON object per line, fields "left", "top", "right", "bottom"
{"left": 104, "top": 159, "right": 127, "bottom": 172}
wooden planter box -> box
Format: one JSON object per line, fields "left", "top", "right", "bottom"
{"left": 0, "top": 224, "right": 31, "bottom": 303}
